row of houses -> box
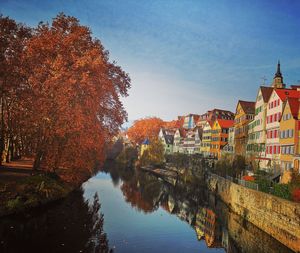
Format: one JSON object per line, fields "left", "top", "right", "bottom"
{"left": 157, "top": 62, "right": 300, "bottom": 181}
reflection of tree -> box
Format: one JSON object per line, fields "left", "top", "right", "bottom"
{"left": 121, "top": 182, "right": 155, "bottom": 213}
{"left": 104, "top": 161, "right": 294, "bottom": 253}
{"left": 0, "top": 189, "right": 112, "bottom": 253}
{"left": 120, "top": 172, "right": 164, "bottom": 213}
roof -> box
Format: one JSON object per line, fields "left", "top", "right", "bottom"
{"left": 291, "top": 85, "right": 300, "bottom": 90}
{"left": 286, "top": 97, "right": 300, "bottom": 119}
{"left": 142, "top": 138, "right": 150, "bottom": 145}
{"left": 238, "top": 100, "right": 255, "bottom": 114}
{"left": 216, "top": 119, "right": 234, "bottom": 129}
{"left": 206, "top": 120, "right": 213, "bottom": 127}
{"left": 161, "top": 128, "right": 176, "bottom": 136}
{"left": 260, "top": 86, "right": 273, "bottom": 103}
{"left": 275, "top": 89, "right": 300, "bottom": 101}
{"left": 164, "top": 135, "right": 174, "bottom": 145}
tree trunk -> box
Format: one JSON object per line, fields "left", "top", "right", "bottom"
{"left": 33, "top": 150, "right": 43, "bottom": 171}
{"left": 0, "top": 94, "right": 4, "bottom": 165}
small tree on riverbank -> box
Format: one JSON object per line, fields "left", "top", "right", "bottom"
{"left": 140, "top": 138, "right": 164, "bottom": 167}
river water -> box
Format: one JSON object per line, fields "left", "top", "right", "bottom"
{"left": 0, "top": 164, "right": 294, "bottom": 253}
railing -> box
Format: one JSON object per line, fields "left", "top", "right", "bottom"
{"left": 210, "top": 173, "right": 259, "bottom": 191}
{"left": 237, "top": 179, "right": 259, "bottom": 191}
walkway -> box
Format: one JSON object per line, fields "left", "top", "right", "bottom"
{"left": 0, "top": 158, "right": 34, "bottom": 183}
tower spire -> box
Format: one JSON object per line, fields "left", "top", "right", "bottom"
{"left": 275, "top": 60, "right": 282, "bottom": 78}
{"left": 272, "top": 60, "right": 285, "bottom": 88}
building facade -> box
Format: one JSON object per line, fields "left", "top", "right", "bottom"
{"left": 234, "top": 100, "right": 255, "bottom": 157}
{"left": 211, "top": 119, "right": 234, "bottom": 159}
{"left": 201, "top": 121, "right": 213, "bottom": 157}
{"left": 279, "top": 98, "right": 299, "bottom": 182}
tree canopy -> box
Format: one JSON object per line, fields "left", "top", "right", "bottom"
{"left": 0, "top": 13, "right": 131, "bottom": 180}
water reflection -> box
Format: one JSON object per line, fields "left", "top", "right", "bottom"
{"left": 103, "top": 161, "right": 293, "bottom": 253}
{"left": 0, "top": 189, "right": 111, "bottom": 253}
{"left": 0, "top": 161, "right": 294, "bottom": 253}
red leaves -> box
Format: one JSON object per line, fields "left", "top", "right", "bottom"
{"left": 292, "top": 188, "right": 300, "bottom": 202}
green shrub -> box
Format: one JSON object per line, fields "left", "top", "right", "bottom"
{"left": 256, "top": 178, "right": 272, "bottom": 193}
{"left": 6, "top": 196, "right": 23, "bottom": 211}
{"left": 271, "top": 183, "right": 291, "bottom": 200}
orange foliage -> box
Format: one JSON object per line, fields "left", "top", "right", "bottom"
{"left": 163, "top": 119, "right": 183, "bottom": 128}
{"left": 127, "top": 117, "right": 183, "bottom": 144}
{"left": 127, "top": 117, "right": 164, "bottom": 144}
{"left": 1, "top": 13, "right": 131, "bottom": 177}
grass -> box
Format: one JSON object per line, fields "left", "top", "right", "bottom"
{"left": 0, "top": 173, "right": 73, "bottom": 216}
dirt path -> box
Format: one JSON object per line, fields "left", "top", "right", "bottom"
{"left": 0, "top": 158, "right": 34, "bottom": 182}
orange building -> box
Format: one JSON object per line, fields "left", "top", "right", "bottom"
{"left": 234, "top": 100, "right": 255, "bottom": 156}
{"left": 211, "top": 119, "right": 234, "bottom": 159}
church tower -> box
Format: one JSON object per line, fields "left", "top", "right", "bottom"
{"left": 272, "top": 61, "right": 285, "bottom": 88}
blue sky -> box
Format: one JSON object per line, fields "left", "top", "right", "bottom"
{"left": 1, "top": 0, "right": 300, "bottom": 122}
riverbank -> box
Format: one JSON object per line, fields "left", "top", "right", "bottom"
{"left": 207, "top": 173, "right": 300, "bottom": 253}
{"left": 0, "top": 173, "right": 73, "bottom": 217}
{"left": 0, "top": 159, "right": 92, "bottom": 218}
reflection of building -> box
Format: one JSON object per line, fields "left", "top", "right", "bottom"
{"left": 195, "top": 208, "right": 206, "bottom": 240}
{"left": 194, "top": 207, "right": 223, "bottom": 249}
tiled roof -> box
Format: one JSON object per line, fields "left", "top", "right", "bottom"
{"left": 179, "top": 128, "right": 187, "bottom": 138}
{"left": 206, "top": 120, "right": 213, "bottom": 127}
{"left": 164, "top": 135, "right": 174, "bottom": 145}
{"left": 286, "top": 97, "right": 300, "bottom": 119}
{"left": 275, "top": 89, "right": 300, "bottom": 101}
{"left": 260, "top": 86, "right": 273, "bottom": 103}
{"left": 217, "top": 119, "right": 234, "bottom": 128}
{"left": 238, "top": 100, "right": 255, "bottom": 114}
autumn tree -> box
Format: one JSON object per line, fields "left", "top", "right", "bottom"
{"left": 127, "top": 117, "right": 164, "bottom": 144}
{"left": 21, "top": 13, "right": 130, "bottom": 177}
{"left": 0, "top": 15, "right": 31, "bottom": 163}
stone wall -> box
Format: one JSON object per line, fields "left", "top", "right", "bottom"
{"left": 207, "top": 174, "right": 300, "bottom": 253}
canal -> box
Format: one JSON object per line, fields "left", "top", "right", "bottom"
{"left": 0, "top": 163, "right": 294, "bottom": 253}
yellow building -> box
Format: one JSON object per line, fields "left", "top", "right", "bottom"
{"left": 211, "top": 119, "right": 234, "bottom": 159}
{"left": 279, "top": 98, "right": 299, "bottom": 183}
{"left": 140, "top": 138, "right": 150, "bottom": 157}
{"left": 201, "top": 121, "right": 213, "bottom": 157}
{"left": 234, "top": 100, "right": 255, "bottom": 156}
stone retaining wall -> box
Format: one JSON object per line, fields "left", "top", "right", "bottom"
{"left": 208, "top": 174, "right": 300, "bottom": 252}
